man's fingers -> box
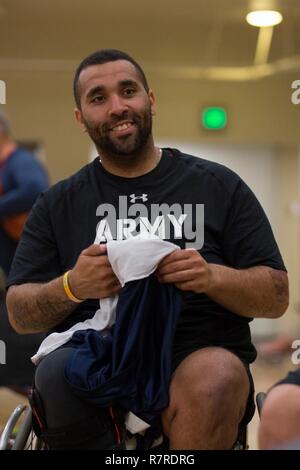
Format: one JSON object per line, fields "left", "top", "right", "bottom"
{"left": 157, "top": 250, "right": 201, "bottom": 274}
{"left": 158, "top": 270, "right": 195, "bottom": 284}
{"left": 81, "top": 243, "right": 107, "bottom": 256}
{"left": 175, "top": 280, "right": 196, "bottom": 291}
{"left": 157, "top": 252, "right": 180, "bottom": 270}
{"left": 157, "top": 259, "right": 192, "bottom": 276}
{"left": 158, "top": 249, "right": 197, "bottom": 268}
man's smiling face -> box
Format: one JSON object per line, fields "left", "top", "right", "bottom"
{"left": 75, "top": 60, "right": 155, "bottom": 157}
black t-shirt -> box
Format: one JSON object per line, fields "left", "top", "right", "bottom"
{"left": 7, "top": 148, "right": 286, "bottom": 364}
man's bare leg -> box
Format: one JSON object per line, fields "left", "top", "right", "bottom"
{"left": 161, "top": 347, "right": 250, "bottom": 449}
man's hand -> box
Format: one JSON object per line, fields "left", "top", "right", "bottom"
{"left": 6, "top": 243, "right": 121, "bottom": 333}
{"left": 68, "top": 244, "right": 121, "bottom": 300}
{"left": 157, "top": 248, "right": 289, "bottom": 319}
{"left": 156, "top": 249, "right": 213, "bottom": 293}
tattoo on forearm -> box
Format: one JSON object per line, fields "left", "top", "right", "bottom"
{"left": 9, "top": 283, "right": 76, "bottom": 332}
{"left": 36, "top": 297, "right": 74, "bottom": 329}
{"left": 13, "top": 297, "right": 73, "bottom": 331}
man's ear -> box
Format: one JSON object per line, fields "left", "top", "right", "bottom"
{"left": 74, "top": 108, "right": 87, "bottom": 132}
{"left": 148, "top": 90, "right": 156, "bottom": 116}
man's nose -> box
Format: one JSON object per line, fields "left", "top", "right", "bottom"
{"left": 108, "top": 94, "right": 128, "bottom": 116}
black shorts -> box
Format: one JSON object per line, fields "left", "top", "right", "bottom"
{"left": 275, "top": 368, "right": 300, "bottom": 387}
{"left": 171, "top": 346, "right": 255, "bottom": 428}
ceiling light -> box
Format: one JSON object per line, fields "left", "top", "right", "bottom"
{"left": 246, "top": 10, "right": 283, "bottom": 27}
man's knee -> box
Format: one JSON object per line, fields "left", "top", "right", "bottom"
{"left": 163, "top": 348, "right": 250, "bottom": 428}
{"left": 162, "top": 348, "right": 250, "bottom": 448}
{"left": 172, "top": 348, "right": 248, "bottom": 407}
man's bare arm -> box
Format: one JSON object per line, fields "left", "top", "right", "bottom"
{"left": 206, "top": 264, "right": 289, "bottom": 318}
{"left": 157, "top": 250, "right": 289, "bottom": 319}
{"left": 6, "top": 278, "right": 77, "bottom": 334}
{"left": 7, "top": 244, "right": 122, "bottom": 334}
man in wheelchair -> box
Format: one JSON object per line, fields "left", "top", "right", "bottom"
{"left": 6, "top": 49, "right": 289, "bottom": 450}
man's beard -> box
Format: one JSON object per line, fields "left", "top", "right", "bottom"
{"left": 83, "top": 106, "right": 152, "bottom": 157}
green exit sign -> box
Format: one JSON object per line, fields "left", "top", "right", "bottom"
{"left": 202, "top": 107, "right": 227, "bottom": 130}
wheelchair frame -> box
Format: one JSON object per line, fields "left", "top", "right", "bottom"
{"left": 0, "top": 405, "right": 44, "bottom": 450}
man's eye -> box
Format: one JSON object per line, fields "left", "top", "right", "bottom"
{"left": 92, "top": 96, "right": 104, "bottom": 103}
{"left": 123, "top": 88, "right": 135, "bottom": 96}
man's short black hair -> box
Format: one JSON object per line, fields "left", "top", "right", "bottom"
{"left": 73, "top": 49, "right": 150, "bottom": 109}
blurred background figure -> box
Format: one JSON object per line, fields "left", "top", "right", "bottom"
{"left": 0, "top": 110, "right": 48, "bottom": 395}
{"left": 256, "top": 334, "right": 294, "bottom": 362}
{"left": 258, "top": 368, "right": 300, "bottom": 449}
{"left": 0, "top": 111, "right": 48, "bottom": 275}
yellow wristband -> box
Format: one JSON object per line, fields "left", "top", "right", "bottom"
{"left": 63, "top": 271, "right": 84, "bottom": 303}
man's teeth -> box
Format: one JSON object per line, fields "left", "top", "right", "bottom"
{"left": 113, "top": 123, "right": 132, "bottom": 131}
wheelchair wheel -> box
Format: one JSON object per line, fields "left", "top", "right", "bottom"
{"left": 0, "top": 404, "right": 29, "bottom": 450}
{"left": 0, "top": 405, "right": 43, "bottom": 450}
{"left": 11, "top": 408, "right": 34, "bottom": 450}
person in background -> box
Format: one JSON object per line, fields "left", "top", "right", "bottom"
{"left": 0, "top": 110, "right": 48, "bottom": 394}
{"left": 0, "top": 111, "right": 49, "bottom": 275}
{"left": 258, "top": 368, "right": 300, "bottom": 449}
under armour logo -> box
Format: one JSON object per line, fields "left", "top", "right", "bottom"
{"left": 129, "top": 193, "right": 148, "bottom": 203}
